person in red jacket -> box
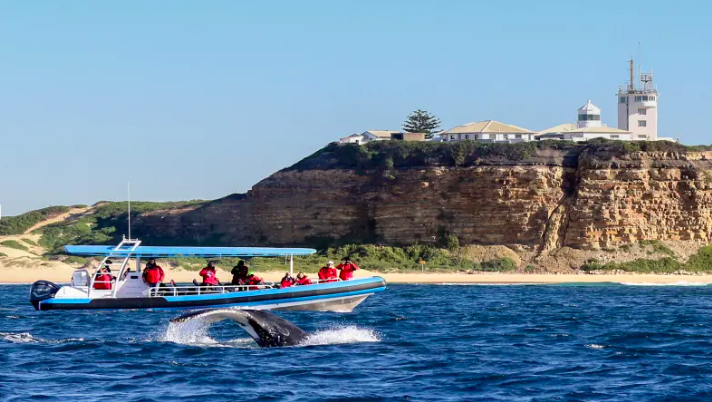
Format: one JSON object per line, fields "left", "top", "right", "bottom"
{"left": 142, "top": 258, "right": 165, "bottom": 288}
{"left": 246, "top": 272, "right": 264, "bottom": 290}
{"left": 280, "top": 272, "right": 295, "bottom": 288}
{"left": 336, "top": 258, "right": 359, "bottom": 281}
{"left": 318, "top": 261, "right": 338, "bottom": 282}
{"left": 199, "top": 261, "right": 221, "bottom": 286}
{"left": 93, "top": 266, "right": 113, "bottom": 290}
{"left": 296, "top": 272, "right": 312, "bottom": 286}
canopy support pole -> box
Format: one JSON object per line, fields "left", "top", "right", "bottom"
{"left": 289, "top": 254, "right": 294, "bottom": 277}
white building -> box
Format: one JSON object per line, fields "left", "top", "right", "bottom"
{"left": 617, "top": 57, "right": 658, "bottom": 140}
{"left": 538, "top": 100, "right": 632, "bottom": 142}
{"left": 440, "top": 120, "right": 536, "bottom": 143}
{"left": 339, "top": 130, "right": 402, "bottom": 144}
{"left": 339, "top": 130, "right": 426, "bottom": 144}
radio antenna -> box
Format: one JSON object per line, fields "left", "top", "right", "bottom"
{"left": 127, "top": 182, "right": 131, "bottom": 240}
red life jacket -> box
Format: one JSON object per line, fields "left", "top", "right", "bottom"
{"left": 337, "top": 262, "right": 359, "bottom": 281}
{"left": 281, "top": 278, "right": 294, "bottom": 288}
{"left": 93, "top": 274, "right": 112, "bottom": 290}
{"left": 297, "top": 277, "right": 312, "bottom": 286}
{"left": 247, "top": 275, "right": 263, "bottom": 290}
{"left": 318, "top": 267, "right": 338, "bottom": 281}
{"left": 143, "top": 266, "right": 165, "bottom": 285}
{"left": 199, "top": 267, "right": 220, "bottom": 285}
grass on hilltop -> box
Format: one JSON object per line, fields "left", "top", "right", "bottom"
{"left": 286, "top": 139, "right": 712, "bottom": 172}
{"left": 0, "top": 206, "right": 70, "bottom": 236}
{"left": 38, "top": 200, "right": 206, "bottom": 254}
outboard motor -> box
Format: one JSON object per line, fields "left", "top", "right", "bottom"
{"left": 29, "top": 280, "right": 60, "bottom": 310}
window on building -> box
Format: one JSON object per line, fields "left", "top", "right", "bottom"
{"left": 611, "top": 135, "right": 619, "bottom": 139}
{"left": 465, "top": 134, "right": 469, "bottom": 140}
{"left": 578, "top": 114, "right": 601, "bottom": 121}
{"left": 638, "top": 135, "right": 647, "bottom": 138}
{"left": 638, "top": 108, "right": 647, "bottom": 115}
{"left": 638, "top": 120, "right": 647, "bottom": 127}
{"left": 450, "top": 135, "right": 455, "bottom": 140}
{"left": 650, "top": 96, "right": 655, "bottom": 101}
{"left": 619, "top": 97, "right": 627, "bottom": 103}
{"left": 515, "top": 134, "right": 522, "bottom": 139}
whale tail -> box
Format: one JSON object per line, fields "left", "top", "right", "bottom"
{"left": 171, "top": 309, "right": 309, "bottom": 347}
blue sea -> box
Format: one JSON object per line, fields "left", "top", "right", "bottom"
{"left": 2, "top": 283, "right": 712, "bottom": 401}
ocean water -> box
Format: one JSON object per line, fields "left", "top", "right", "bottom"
{"left": 2, "top": 284, "right": 712, "bottom": 401}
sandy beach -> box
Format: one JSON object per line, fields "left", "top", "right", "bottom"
{"left": 1, "top": 262, "right": 712, "bottom": 285}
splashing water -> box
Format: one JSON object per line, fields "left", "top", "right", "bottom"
{"left": 299, "top": 326, "right": 380, "bottom": 346}
{"left": 160, "top": 319, "right": 218, "bottom": 346}
{"left": 160, "top": 317, "right": 379, "bottom": 348}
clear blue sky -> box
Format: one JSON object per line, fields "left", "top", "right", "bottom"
{"left": 1, "top": 0, "right": 710, "bottom": 216}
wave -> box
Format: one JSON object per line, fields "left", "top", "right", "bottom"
{"left": 0, "top": 332, "right": 85, "bottom": 344}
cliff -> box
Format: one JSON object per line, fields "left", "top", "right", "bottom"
{"left": 131, "top": 141, "right": 712, "bottom": 255}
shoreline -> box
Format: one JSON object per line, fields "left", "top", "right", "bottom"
{"left": 1, "top": 265, "right": 712, "bottom": 285}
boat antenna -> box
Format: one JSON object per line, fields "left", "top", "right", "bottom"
{"left": 127, "top": 182, "right": 131, "bottom": 240}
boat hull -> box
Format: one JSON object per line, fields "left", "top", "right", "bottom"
{"left": 33, "top": 277, "right": 386, "bottom": 312}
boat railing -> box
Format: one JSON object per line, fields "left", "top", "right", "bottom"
{"left": 148, "top": 283, "right": 275, "bottom": 297}
{"left": 147, "top": 278, "right": 344, "bottom": 297}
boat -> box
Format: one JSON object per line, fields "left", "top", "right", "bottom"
{"left": 29, "top": 237, "right": 386, "bottom": 312}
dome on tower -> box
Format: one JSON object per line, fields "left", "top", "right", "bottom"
{"left": 578, "top": 100, "right": 601, "bottom": 114}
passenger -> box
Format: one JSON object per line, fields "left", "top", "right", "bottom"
{"left": 142, "top": 258, "right": 165, "bottom": 288}
{"left": 296, "top": 272, "right": 312, "bottom": 286}
{"left": 336, "top": 257, "right": 359, "bottom": 281}
{"left": 280, "top": 272, "right": 295, "bottom": 288}
{"left": 231, "top": 261, "right": 249, "bottom": 285}
{"left": 93, "top": 266, "right": 113, "bottom": 290}
{"left": 318, "top": 261, "right": 338, "bottom": 282}
{"left": 199, "top": 261, "right": 221, "bottom": 286}
{"left": 246, "top": 272, "right": 264, "bottom": 290}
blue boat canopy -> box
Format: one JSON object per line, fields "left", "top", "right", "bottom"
{"left": 64, "top": 245, "right": 317, "bottom": 258}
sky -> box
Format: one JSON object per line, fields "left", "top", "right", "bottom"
{"left": 1, "top": 0, "right": 711, "bottom": 216}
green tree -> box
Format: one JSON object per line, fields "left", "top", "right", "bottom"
{"left": 402, "top": 109, "right": 441, "bottom": 139}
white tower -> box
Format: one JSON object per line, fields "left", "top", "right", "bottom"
{"left": 617, "top": 56, "right": 658, "bottom": 140}
{"left": 577, "top": 100, "right": 602, "bottom": 128}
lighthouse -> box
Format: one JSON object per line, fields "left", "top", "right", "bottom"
{"left": 617, "top": 57, "right": 659, "bottom": 140}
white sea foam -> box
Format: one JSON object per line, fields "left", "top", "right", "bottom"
{"left": 160, "top": 318, "right": 379, "bottom": 348}
{"left": 621, "top": 281, "right": 712, "bottom": 287}
{"left": 299, "top": 326, "right": 380, "bottom": 346}
{"left": 0, "top": 332, "right": 84, "bottom": 344}
{"left": 586, "top": 344, "right": 606, "bottom": 349}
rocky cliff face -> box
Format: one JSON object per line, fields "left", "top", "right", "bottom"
{"left": 133, "top": 146, "right": 712, "bottom": 252}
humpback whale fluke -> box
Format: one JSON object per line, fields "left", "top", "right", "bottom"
{"left": 171, "top": 309, "right": 309, "bottom": 347}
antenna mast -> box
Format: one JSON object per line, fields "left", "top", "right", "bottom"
{"left": 127, "top": 182, "right": 131, "bottom": 240}
{"left": 629, "top": 55, "right": 635, "bottom": 91}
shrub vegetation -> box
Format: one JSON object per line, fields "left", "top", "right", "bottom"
{"left": 0, "top": 240, "right": 29, "bottom": 252}
{"left": 582, "top": 244, "right": 712, "bottom": 273}
{"left": 0, "top": 206, "right": 69, "bottom": 235}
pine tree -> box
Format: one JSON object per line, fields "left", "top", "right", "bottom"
{"left": 402, "top": 109, "right": 441, "bottom": 139}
